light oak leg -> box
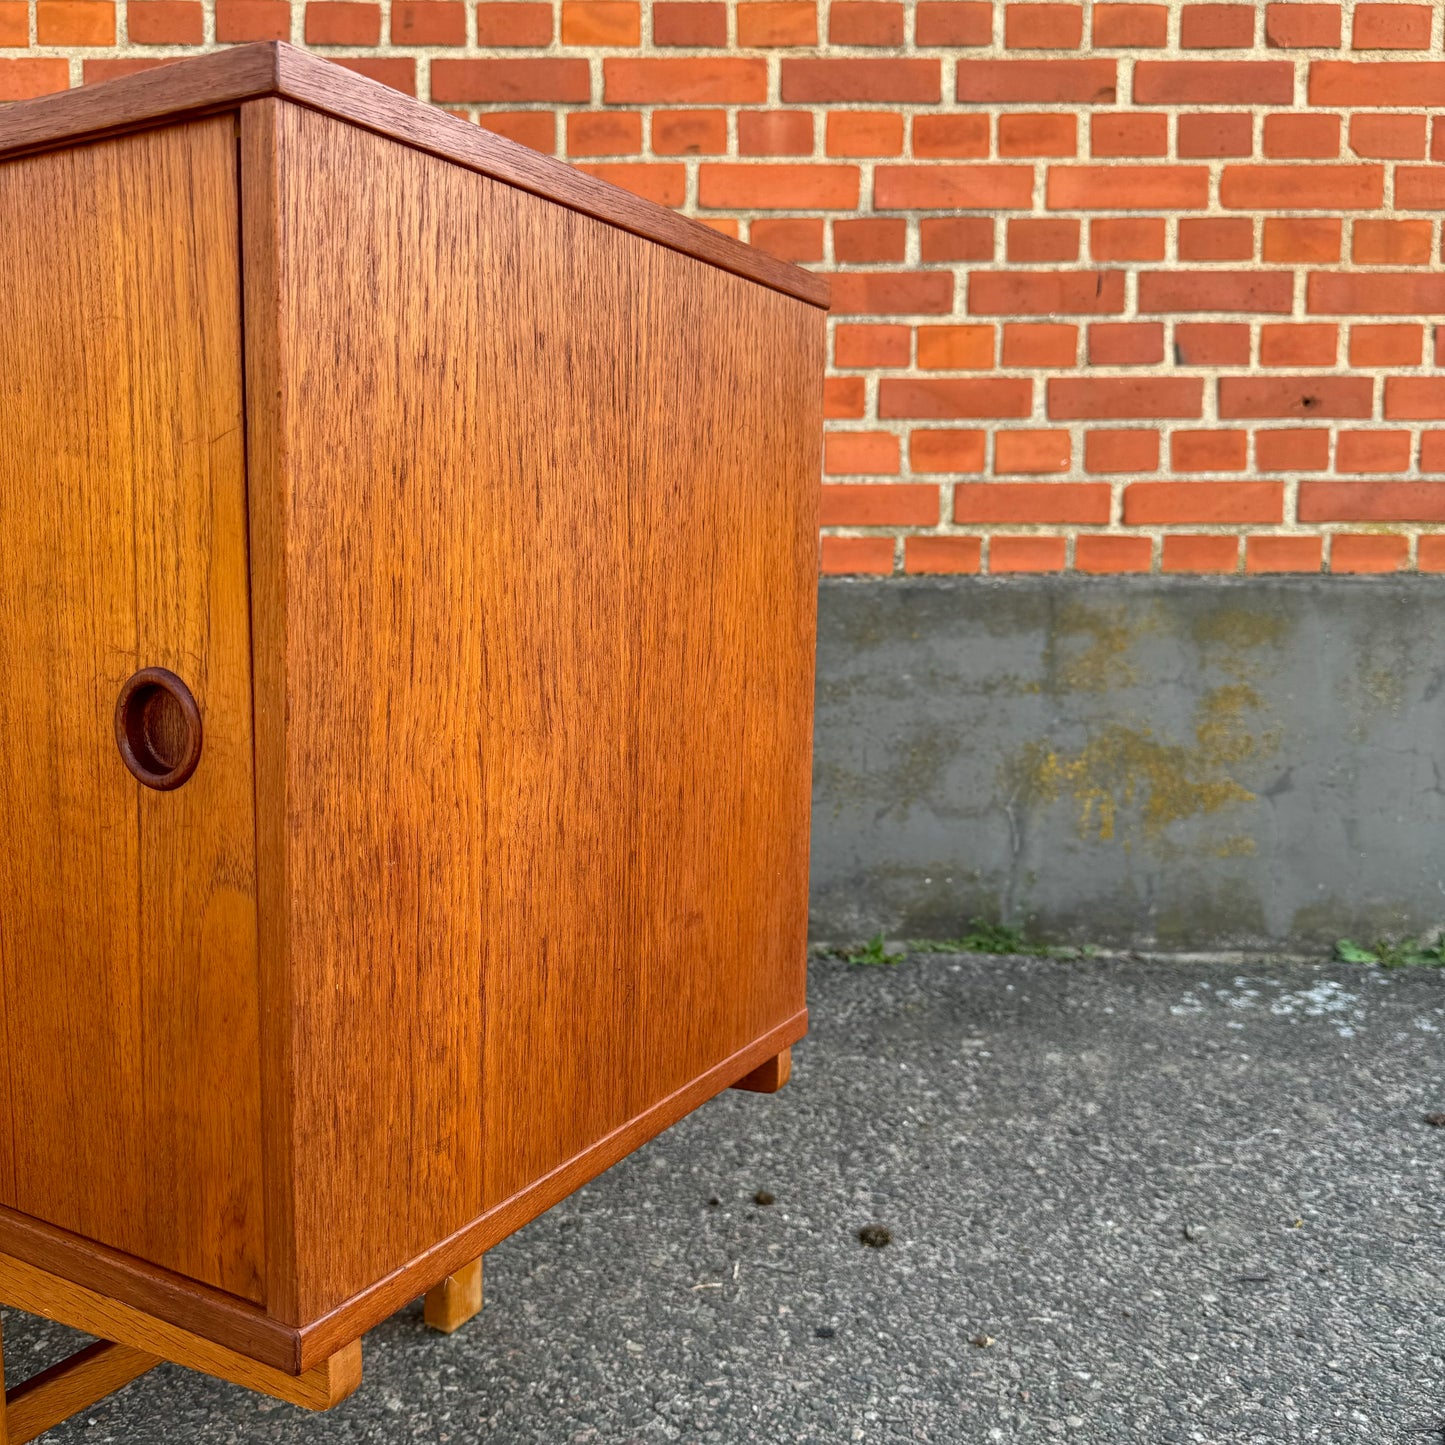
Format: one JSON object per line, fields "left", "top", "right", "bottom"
{"left": 5, "top": 1340, "right": 158, "bottom": 1445}
{"left": 730, "top": 1046, "right": 792, "bottom": 1095}
{"left": 423, "top": 1259, "right": 483, "bottom": 1334}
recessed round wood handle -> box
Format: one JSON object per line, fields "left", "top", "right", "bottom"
{"left": 115, "top": 667, "right": 203, "bottom": 791}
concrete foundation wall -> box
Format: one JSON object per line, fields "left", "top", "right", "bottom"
{"left": 811, "top": 576, "right": 1445, "bottom": 951}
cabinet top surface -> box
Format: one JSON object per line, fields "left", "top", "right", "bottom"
{"left": 0, "top": 42, "right": 828, "bottom": 310}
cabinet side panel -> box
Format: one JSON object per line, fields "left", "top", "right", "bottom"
{"left": 0, "top": 118, "right": 265, "bottom": 1301}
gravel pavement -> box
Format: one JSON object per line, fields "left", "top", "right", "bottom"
{"left": 5, "top": 952, "right": 1443, "bottom": 1443}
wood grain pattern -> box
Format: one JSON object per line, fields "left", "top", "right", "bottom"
{"left": 0, "top": 1254, "right": 360, "bottom": 1410}
{"left": 249, "top": 100, "right": 822, "bottom": 1326}
{"left": 0, "top": 119, "right": 265, "bottom": 1301}
{"left": 4, "top": 1340, "right": 158, "bottom": 1444}
{"left": 423, "top": 1260, "right": 482, "bottom": 1334}
{"left": 0, "top": 44, "right": 827, "bottom": 311}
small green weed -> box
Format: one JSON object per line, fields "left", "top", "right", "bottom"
{"left": 1334, "top": 936, "right": 1445, "bottom": 968}
{"left": 829, "top": 918, "right": 1051, "bottom": 964}
{"left": 836, "top": 933, "right": 896, "bottom": 966}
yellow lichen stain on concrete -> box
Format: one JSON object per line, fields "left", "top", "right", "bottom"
{"left": 1211, "top": 835, "right": 1258, "bottom": 858}
{"left": 1007, "top": 684, "right": 1278, "bottom": 847}
{"left": 1189, "top": 607, "right": 1289, "bottom": 652}
{"left": 1051, "top": 600, "right": 1162, "bottom": 693}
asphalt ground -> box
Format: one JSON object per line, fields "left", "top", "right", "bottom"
{"left": 5, "top": 952, "right": 1443, "bottom": 1443}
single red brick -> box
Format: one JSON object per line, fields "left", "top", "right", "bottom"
{"left": 474, "top": 1, "right": 552, "bottom": 43}
{"left": 1181, "top": 4, "right": 1255, "bottom": 47}
{"left": 562, "top": 0, "right": 641, "bottom": 43}
{"left": 917, "top": 324, "right": 995, "bottom": 370}
{"left": 830, "top": 0, "right": 904, "bottom": 45}
{"left": 0, "top": 0, "right": 26, "bottom": 42}
{"left": 738, "top": 111, "right": 813, "bottom": 155}
{"left": 1349, "top": 324, "right": 1422, "bottom": 366}
{"left": 1348, "top": 114, "right": 1427, "bottom": 159}
{"left": 913, "top": 114, "right": 991, "bottom": 158}
{"left": 1006, "top": 218, "right": 1080, "bottom": 263}
{"left": 604, "top": 57, "right": 767, "bottom": 102}
{"left": 915, "top": 0, "right": 992, "bottom": 45}
{"left": 1047, "top": 166, "right": 1209, "bottom": 209}
{"left": 820, "top": 482, "right": 935, "bottom": 524}
{"left": 1352, "top": 4, "right": 1432, "bottom": 49}
{"left": 434, "top": 59, "right": 590, "bottom": 101}
{"left": 1419, "top": 536, "right": 1445, "bottom": 571}
{"left": 784, "top": 58, "right": 939, "bottom": 101}
{"left": 654, "top": 109, "right": 727, "bottom": 154}
{"left": 994, "top": 431, "right": 1073, "bottom": 475}
{"left": 1385, "top": 378, "right": 1445, "bottom": 419}
{"left": 1172, "top": 430, "right": 1248, "bottom": 471}
{"left": 820, "top": 537, "right": 894, "bottom": 575}
{"left": 1075, "top": 535, "right": 1154, "bottom": 572}
{"left": 332, "top": 57, "right": 416, "bottom": 92}
{"left": 1088, "top": 322, "right": 1164, "bottom": 365}
{"left": 1246, "top": 536, "right": 1322, "bottom": 573}
{"left": 920, "top": 218, "right": 995, "bottom": 261}
{"left": 1421, "top": 433, "right": 1445, "bottom": 472}
{"left": 1353, "top": 219, "right": 1432, "bottom": 265}
{"left": 1262, "top": 113, "right": 1340, "bottom": 159}
{"left": 389, "top": 0, "right": 465, "bottom": 42}
{"left": 1177, "top": 218, "right": 1254, "bottom": 261}
{"left": 1092, "top": 113, "right": 1168, "bottom": 158}
{"left": 1093, "top": 3, "right": 1167, "bottom": 46}
{"left": 736, "top": 0, "right": 817, "bottom": 45}
{"left": 82, "top": 56, "right": 196, "bottom": 82}
{"left": 879, "top": 378, "right": 1034, "bottom": 419}
{"left": 1126, "top": 482, "right": 1283, "bottom": 524}
{"left": 1300, "top": 483, "right": 1445, "bottom": 522}
{"left": 989, "top": 537, "right": 1068, "bottom": 574}
{"left": 1220, "top": 164, "right": 1383, "bottom": 209}
{"left": 1178, "top": 112, "right": 1253, "bottom": 158}
{"left": 1255, "top": 428, "right": 1331, "bottom": 471}
{"left": 1310, "top": 62, "right": 1445, "bottom": 107}
{"left": 1219, "top": 376, "right": 1373, "bottom": 419}
{"left": 1085, "top": 429, "right": 1160, "bottom": 473}
{"left": 1090, "top": 218, "right": 1166, "bottom": 261}
{"left": 827, "top": 111, "right": 905, "bottom": 157}
{"left": 1433, "top": 118, "right": 1445, "bottom": 161}
{"left": 957, "top": 59, "right": 1118, "bottom": 103}
{"left": 653, "top": 2, "right": 727, "bottom": 46}
{"left": 834, "top": 219, "right": 907, "bottom": 263}
{"left": 1049, "top": 377, "right": 1204, "bottom": 419}
{"left": 823, "top": 434, "right": 903, "bottom": 476}
{"left": 215, "top": 0, "right": 289, "bottom": 39}
{"left": 1001, "top": 323, "right": 1079, "bottom": 367}
{"left": 830, "top": 271, "right": 955, "bottom": 314}
{"left": 304, "top": 1, "right": 378, "bottom": 43}
{"left": 701, "top": 164, "right": 858, "bottom": 209}
{"left": 1138, "top": 271, "right": 1292, "bottom": 314}
{"left": 1336, "top": 430, "right": 1411, "bottom": 472}
{"left": 1259, "top": 323, "right": 1338, "bottom": 366}
{"left": 1134, "top": 61, "right": 1293, "bottom": 104}
{"left": 1175, "top": 322, "right": 1251, "bottom": 365}
{"left": 875, "top": 165, "right": 1034, "bottom": 210}
{"left": 1262, "top": 217, "right": 1341, "bottom": 263}
{"left": 0, "top": 58, "right": 69, "bottom": 97}
{"left": 478, "top": 111, "right": 556, "bottom": 152}
{"left": 578, "top": 163, "right": 686, "bottom": 206}
{"left": 956, "top": 482, "right": 1108, "bottom": 522}
{"left": 825, "top": 377, "right": 867, "bottom": 418}
{"left": 1005, "top": 3, "right": 1084, "bottom": 48}
{"left": 699, "top": 217, "right": 741, "bottom": 238}
{"left": 910, "top": 429, "right": 987, "bottom": 472}
{"left": 998, "top": 113, "right": 1078, "bottom": 157}
{"left": 905, "top": 537, "right": 983, "bottom": 574}
{"left": 1308, "top": 272, "right": 1445, "bottom": 315}
{"left": 1264, "top": 3, "right": 1340, "bottom": 48}
{"left": 1331, "top": 534, "right": 1408, "bottom": 573}
{"left": 835, "top": 324, "right": 910, "bottom": 368}
{"left": 1396, "top": 167, "right": 1445, "bottom": 207}
{"left": 37, "top": 0, "right": 113, "bottom": 43}
{"left": 568, "top": 110, "right": 643, "bottom": 155}
{"left": 128, "top": 0, "right": 203, "bottom": 41}
{"left": 749, "top": 218, "right": 825, "bottom": 259}
{"left": 1163, "top": 535, "right": 1241, "bottom": 572}
{"left": 969, "top": 271, "right": 1125, "bottom": 316}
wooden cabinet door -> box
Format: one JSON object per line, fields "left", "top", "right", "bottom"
{"left": 0, "top": 118, "right": 265, "bottom": 1303}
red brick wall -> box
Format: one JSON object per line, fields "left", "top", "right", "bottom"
{"left": 3, "top": 2, "right": 1444, "bottom": 577}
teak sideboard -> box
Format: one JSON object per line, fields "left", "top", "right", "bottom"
{"left": 0, "top": 43, "right": 826, "bottom": 1437}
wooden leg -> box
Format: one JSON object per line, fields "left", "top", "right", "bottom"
{"left": 423, "top": 1259, "right": 483, "bottom": 1335}
{"left": 730, "top": 1046, "right": 792, "bottom": 1095}
{"left": 5, "top": 1340, "right": 158, "bottom": 1445}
